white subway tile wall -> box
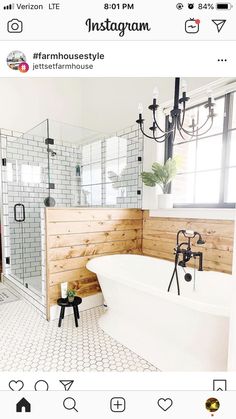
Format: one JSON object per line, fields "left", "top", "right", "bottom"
{"left": 2, "top": 134, "right": 82, "bottom": 286}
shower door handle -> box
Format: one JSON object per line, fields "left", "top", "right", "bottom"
{"left": 14, "top": 203, "right": 25, "bottom": 222}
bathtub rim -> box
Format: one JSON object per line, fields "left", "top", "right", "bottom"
{"left": 86, "top": 254, "right": 232, "bottom": 318}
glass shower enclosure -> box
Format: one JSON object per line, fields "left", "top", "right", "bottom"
{"left": 1, "top": 119, "right": 102, "bottom": 297}
{"left": 3, "top": 121, "right": 49, "bottom": 295}
{"left": 1, "top": 118, "right": 142, "bottom": 298}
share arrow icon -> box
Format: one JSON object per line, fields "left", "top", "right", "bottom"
{"left": 212, "top": 19, "right": 226, "bottom": 33}
{"left": 59, "top": 380, "right": 74, "bottom": 391}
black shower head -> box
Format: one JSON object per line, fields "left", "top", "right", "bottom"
{"left": 197, "top": 238, "right": 205, "bottom": 245}
{"left": 176, "top": 229, "right": 205, "bottom": 246}
{"left": 48, "top": 148, "right": 57, "bottom": 157}
{"left": 195, "top": 232, "right": 205, "bottom": 245}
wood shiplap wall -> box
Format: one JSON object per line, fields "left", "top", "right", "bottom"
{"left": 45, "top": 208, "right": 142, "bottom": 314}
{"left": 45, "top": 208, "right": 235, "bottom": 319}
{"left": 142, "top": 211, "right": 234, "bottom": 274}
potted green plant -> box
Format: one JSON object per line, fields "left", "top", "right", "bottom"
{"left": 67, "top": 289, "right": 77, "bottom": 303}
{"left": 141, "top": 157, "right": 179, "bottom": 209}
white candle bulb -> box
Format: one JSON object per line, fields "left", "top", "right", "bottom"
{"left": 207, "top": 89, "right": 214, "bottom": 100}
{"left": 190, "top": 111, "right": 196, "bottom": 120}
{"left": 182, "top": 80, "right": 187, "bottom": 93}
{"left": 138, "top": 103, "right": 143, "bottom": 114}
{"left": 153, "top": 87, "right": 159, "bottom": 100}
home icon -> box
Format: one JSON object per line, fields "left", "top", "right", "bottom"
{"left": 16, "top": 398, "right": 31, "bottom": 413}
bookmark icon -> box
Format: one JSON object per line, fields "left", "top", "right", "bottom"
{"left": 213, "top": 379, "right": 227, "bottom": 391}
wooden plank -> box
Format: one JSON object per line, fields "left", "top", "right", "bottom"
{"left": 142, "top": 238, "right": 232, "bottom": 263}
{"left": 47, "top": 219, "right": 142, "bottom": 235}
{"left": 143, "top": 248, "right": 232, "bottom": 274}
{"left": 142, "top": 211, "right": 234, "bottom": 224}
{"left": 143, "top": 215, "right": 234, "bottom": 227}
{"left": 49, "top": 256, "right": 91, "bottom": 273}
{"left": 48, "top": 239, "right": 141, "bottom": 261}
{"left": 49, "top": 242, "right": 142, "bottom": 273}
{"left": 143, "top": 229, "right": 233, "bottom": 252}
{"left": 143, "top": 218, "right": 234, "bottom": 237}
{"left": 47, "top": 208, "right": 143, "bottom": 222}
{"left": 49, "top": 268, "right": 97, "bottom": 286}
{"left": 48, "top": 229, "right": 142, "bottom": 248}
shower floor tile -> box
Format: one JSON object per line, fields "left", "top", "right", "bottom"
{"left": 0, "top": 300, "right": 158, "bottom": 372}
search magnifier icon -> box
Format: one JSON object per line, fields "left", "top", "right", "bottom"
{"left": 63, "top": 397, "right": 78, "bottom": 412}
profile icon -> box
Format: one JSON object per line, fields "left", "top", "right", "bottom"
{"left": 6, "top": 50, "right": 29, "bottom": 72}
{"left": 205, "top": 398, "right": 220, "bottom": 415}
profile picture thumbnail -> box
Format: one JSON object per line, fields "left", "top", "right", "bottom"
{"left": 6, "top": 50, "right": 29, "bottom": 72}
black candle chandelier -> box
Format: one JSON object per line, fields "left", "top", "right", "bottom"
{"left": 136, "top": 77, "right": 217, "bottom": 144}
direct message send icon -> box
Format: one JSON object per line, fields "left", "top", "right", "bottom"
{"left": 212, "top": 19, "right": 226, "bottom": 33}
{"left": 60, "top": 380, "right": 74, "bottom": 391}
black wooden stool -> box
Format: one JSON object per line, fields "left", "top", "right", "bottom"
{"left": 57, "top": 296, "right": 82, "bottom": 328}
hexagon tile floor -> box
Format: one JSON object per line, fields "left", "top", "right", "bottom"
{"left": 0, "top": 300, "right": 158, "bottom": 372}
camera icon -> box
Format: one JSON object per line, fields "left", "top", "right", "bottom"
{"left": 7, "top": 19, "right": 23, "bottom": 33}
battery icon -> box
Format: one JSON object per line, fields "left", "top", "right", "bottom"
{"left": 216, "top": 3, "right": 233, "bottom": 9}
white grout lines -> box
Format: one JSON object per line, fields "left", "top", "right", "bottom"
{"left": 0, "top": 301, "right": 158, "bottom": 372}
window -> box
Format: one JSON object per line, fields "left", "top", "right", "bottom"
{"left": 167, "top": 91, "right": 236, "bottom": 207}
{"left": 81, "top": 140, "right": 102, "bottom": 206}
{"left": 105, "top": 136, "right": 127, "bottom": 205}
{"left": 21, "top": 164, "right": 41, "bottom": 184}
{"left": 81, "top": 136, "right": 128, "bottom": 206}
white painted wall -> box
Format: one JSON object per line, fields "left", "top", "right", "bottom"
{"left": 0, "top": 77, "right": 219, "bottom": 135}
{"left": 142, "top": 109, "right": 166, "bottom": 209}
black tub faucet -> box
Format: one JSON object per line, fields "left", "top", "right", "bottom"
{"left": 176, "top": 229, "right": 205, "bottom": 272}
{"left": 167, "top": 229, "right": 205, "bottom": 295}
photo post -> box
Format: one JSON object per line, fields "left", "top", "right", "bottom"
{"left": 0, "top": 0, "right": 236, "bottom": 417}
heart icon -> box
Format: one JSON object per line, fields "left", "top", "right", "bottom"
{"left": 157, "top": 398, "right": 173, "bottom": 411}
{"left": 9, "top": 380, "right": 24, "bottom": 391}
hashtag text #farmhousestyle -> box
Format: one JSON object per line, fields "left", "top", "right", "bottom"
{"left": 32, "top": 52, "right": 105, "bottom": 60}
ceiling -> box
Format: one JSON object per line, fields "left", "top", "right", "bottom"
{"left": 0, "top": 77, "right": 224, "bottom": 136}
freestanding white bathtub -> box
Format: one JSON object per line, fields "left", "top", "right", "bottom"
{"left": 87, "top": 254, "right": 236, "bottom": 371}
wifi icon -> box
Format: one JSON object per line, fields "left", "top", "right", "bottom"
{"left": 3, "top": 3, "right": 14, "bottom": 9}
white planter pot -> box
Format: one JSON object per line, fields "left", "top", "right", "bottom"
{"left": 157, "top": 194, "right": 173, "bottom": 209}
